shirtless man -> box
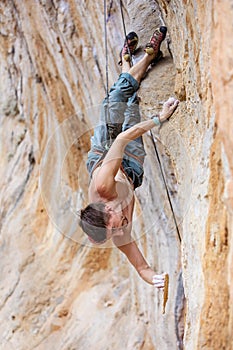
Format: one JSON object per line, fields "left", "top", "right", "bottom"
{"left": 80, "top": 27, "right": 179, "bottom": 287}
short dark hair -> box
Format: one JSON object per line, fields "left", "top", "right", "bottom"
{"left": 80, "top": 202, "right": 110, "bottom": 243}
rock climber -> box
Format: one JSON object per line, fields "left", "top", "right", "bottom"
{"left": 80, "top": 27, "right": 179, "bottom": 287}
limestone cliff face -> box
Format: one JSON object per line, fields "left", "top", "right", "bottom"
{"left": 0, "top": 1, "right": 232, "bottom": 349}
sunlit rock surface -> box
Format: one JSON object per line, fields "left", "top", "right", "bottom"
{"left": 0, "top": 1, "right": 232, "bottom": 349}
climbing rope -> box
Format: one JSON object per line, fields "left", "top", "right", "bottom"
{"left": 150, "top": 131, "right": 182, "bottom": 242}
{"left": 119, "top": 0, "right": 133, "bottom": 67}
{"left": 104, "top": 0, "right": 109, "bottom": 97}
{"left": 104, "top": 0, "right": 113, "bottom": 146}
{"left": 103, "top": 0, "right": 132, "bottom": 100}
{"left": 104, "top": 0, "right": 133, "bottom": 145}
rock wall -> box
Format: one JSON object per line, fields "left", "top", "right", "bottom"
{"left": 0, "top": 0, "right": 232, "bottom": 349}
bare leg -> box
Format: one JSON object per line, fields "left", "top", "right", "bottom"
{"left": 121, "top": 53, "right": 154, "bottom": 80}
{"left": 128, "top": 53, "right": 155, "bottom": 83}
{"left": 121, "top": 26, "right": 167, "bottom": 83}
{"left": 121, "top": 59, "right": 131, "bottom": 73}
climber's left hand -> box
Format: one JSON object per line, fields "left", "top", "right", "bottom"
{"left": 152, "top": 273, "right": 166, "bottom": 289}
{"left": 159, "top": 97, "right": 179, "bottom": 122}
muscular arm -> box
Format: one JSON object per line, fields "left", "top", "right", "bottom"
{"left": 95, "top": 98, "right": 179, "bottom": 198}
{"left": 117, "top": 97, "right": 179, "bottom": 143}
{"left": 115, "top": 240, "right": 165, "bottom": 287}
{"left": 94, "top": 119, "right": 157, "bottom": 198}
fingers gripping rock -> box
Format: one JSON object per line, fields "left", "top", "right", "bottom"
{"left": 159, "top": 97, "right": 179, "bottom": 122}
{"left": 152, "top": 273, "right": 166, "bottom": 289}
{"left": 152, "top": 273, "right": 169, "bottom": 314}
{"left": 165, "top": 97, "right": 177, "bottom": 106}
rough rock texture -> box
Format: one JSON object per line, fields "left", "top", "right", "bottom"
{"left": 0, "top": 0, "right": 232, "bottom": 349}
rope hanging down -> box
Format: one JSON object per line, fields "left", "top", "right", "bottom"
{"left": 104, "top": 0, "right": 113, "bottom": 145}
{"left": 104, "top": 0, "right": 133, "bottom": 145}
{"left": 104, "top": 0, "right": 109, "bottom": 97}
{"left": 104, "top": 0, "right": 133, "bottom": 97}
{"left": 150, "top": 131, "right": 182, "bottom": 243}
{"left": 119, "top": 0, "right": 133, "bottom": 67}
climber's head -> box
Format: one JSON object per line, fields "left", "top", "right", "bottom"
{"left": 80, "top": 202, "right": 110, "bottom": 244}
{"left": 80, "top": 202, "right": 128, "bottom": 244}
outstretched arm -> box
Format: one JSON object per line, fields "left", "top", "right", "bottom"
{"left": 117, "top": 97, "right": 179, "bottom": 143}
{"left": 115, "top": 239, "right": 165, "bottom": 288}
{"left": 95, "top": 98, "right": 179, "bottom": 199}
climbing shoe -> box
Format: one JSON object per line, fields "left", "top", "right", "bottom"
{"left": 118, "top": 31, "right": 138, "bottom": 66}
{"left": 144, "top": 26, "right": 167, "bottom": 58}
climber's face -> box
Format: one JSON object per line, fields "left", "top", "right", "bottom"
{"left": 106, "top": 207, "right": 129, "bottom": 238}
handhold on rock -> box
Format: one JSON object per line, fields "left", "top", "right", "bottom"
{"left": 163, "top": 273, "right": 169, "bottom": 314}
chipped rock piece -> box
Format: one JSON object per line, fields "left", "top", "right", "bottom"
{"left": 104, "top": 300, "right": 113, "bottom": 307}
{"left": 163, "top": 274, "right": 169, "bottom": 314}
